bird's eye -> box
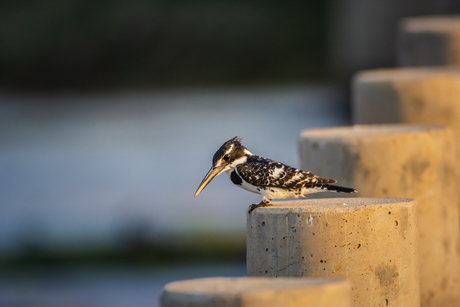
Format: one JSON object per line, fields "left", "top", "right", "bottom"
{"left": 223, "top": 154, "right": 230, "bottom": 162}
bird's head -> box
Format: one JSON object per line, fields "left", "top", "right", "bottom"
{"left": 194, "top": 136, "right": 252, "bottom": 197}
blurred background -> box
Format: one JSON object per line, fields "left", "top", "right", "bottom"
{"left": 1, "top": 1, "right": 460, "bottom": 306}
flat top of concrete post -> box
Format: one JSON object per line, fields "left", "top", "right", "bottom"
{"left": 164, "top": 277, "right": 346, "bottom": 295}
{"left": 401, "top": 14, "right": 460, "bottom": 32}
{"left": 255, "top": 198, "right": 416, "bottom": 214}
{"left": 354, "top": 67, "right": 460, "bottom": 82}
{"left": 300, "top": 124, "right": 447, "bottom": 139}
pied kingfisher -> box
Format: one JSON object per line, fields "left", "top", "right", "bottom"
{"left": 194, "top": 137, "right": 357, "bottom": 213}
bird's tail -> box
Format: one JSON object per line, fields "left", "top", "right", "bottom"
{"left": 319, "top": 184, "right": 357, "bottom": 193}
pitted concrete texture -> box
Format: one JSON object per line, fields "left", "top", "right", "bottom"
{"left": 299, "top": 125, "right": 460, "bottom": 307}
{"left": 160, "top": 277, "right": 351, "bottom": 307}
{"left": 352, "top": 67, "right": 460, "bottom": 129}
{"left": 247, "top": 198, "right": 419, "bottom": 307}
{"left": 398, "top": 15, "right": 460, "bottom": 66}
{"left": 353, "top": 69, "right": 460, "bottom": 207}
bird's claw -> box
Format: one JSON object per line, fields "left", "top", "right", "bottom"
{"left": 248, "top": 204, "right": 259, "bottom": 214}
{"left": 248, "top": 200, "right": 271, "bottom": 214}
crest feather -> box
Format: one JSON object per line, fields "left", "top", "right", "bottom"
{"left": 228, "top": 136, "right": 242, "bottom": 144}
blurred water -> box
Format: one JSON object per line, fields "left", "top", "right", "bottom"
{"left": 0, "top": 85, "right": 349, "bottom": 253}
{"left": 0, "top": 263, "right": 247, "bottom": 307}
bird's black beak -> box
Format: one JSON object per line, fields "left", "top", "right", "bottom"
{"left": 194, "top": 164, "right": 226, "bottom": 197}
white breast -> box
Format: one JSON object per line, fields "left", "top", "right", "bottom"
{"left": 225, "top": 169, "right": 261, "bottom": 195}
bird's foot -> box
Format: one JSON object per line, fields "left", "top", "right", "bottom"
{"left": 248, "top": 200, "right": 271, "bottom": 214}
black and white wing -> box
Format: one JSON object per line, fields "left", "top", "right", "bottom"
{"left": 235, "top": 155, "right": 336, "bottom": 189}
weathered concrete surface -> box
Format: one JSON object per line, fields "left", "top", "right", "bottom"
{"left": 299, "top": 125, "right": 460, "bottom": 307}
{"left": 352, "top": 67, "right": 460, "bottom": 181}
{"left": 398, "top": 15, "right": 460, "bottom": 66}
{"left": 247, "top": 198, "right": 419, "bottom": 307}
{"left": 161, "top": 277, "right": 351, "bottom": 307}
{"left": 352, "top": 67, "right": 460, "bottom": 129}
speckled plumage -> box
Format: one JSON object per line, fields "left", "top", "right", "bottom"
{"left": 195, "top": 136, "right": 357, "bottom": 213}
{"left": 236, "top": 155, "right": 335, "bottom": 190}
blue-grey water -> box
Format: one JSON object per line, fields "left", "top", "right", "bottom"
{"left": 0, "top": 84, "right": 349, "bottom": 253}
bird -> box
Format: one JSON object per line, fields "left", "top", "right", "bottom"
{"left": 194, "top": 136, "right": 357, "bottom": 213}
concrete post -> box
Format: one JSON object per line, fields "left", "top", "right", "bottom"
{"left": 398, "top": 15, "right": 460, "bottom": 66}
{"left": 161, "top": 277, "right": 351, "bottom": 307}
{"left": 352, "top": 67, "right": 460, "bottom": 173}
{"left": 299, "top": 125, "right": 460, "bottom": 307}
{"left": 352, "top": 67, "right": 460, "bottom": 129}
{"left": 247, "top": 198, "right": 419, "bottom": 307}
